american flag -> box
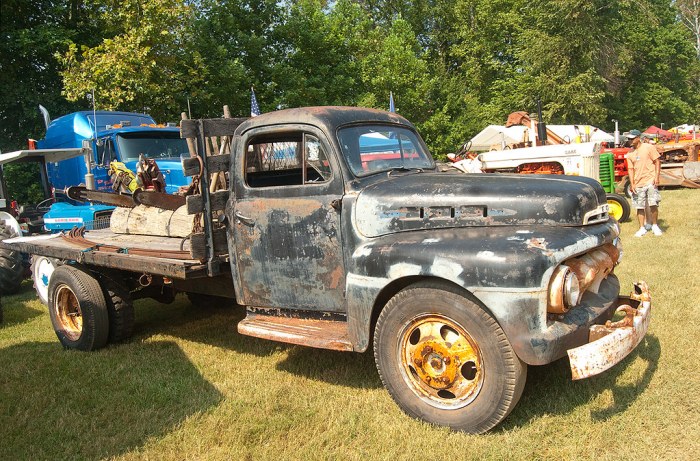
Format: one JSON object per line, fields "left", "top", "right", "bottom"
{"left": 251, "top": 87, "right": 261, "bottom": 117}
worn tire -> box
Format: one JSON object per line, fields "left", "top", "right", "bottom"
{"left": 186, "top": 292, "right": 237, "bottom": 309}
{"left": 48, "top": 265, "right": 109, "bottom": 351}
{"left": 30, "top": 255, "right": 62, "bottom": 305}
{"left": 101, "top": 277, "right": 135, "bottom": 344}
{"left": 0, "top": 223, "right": 24, "bottom": 295}
{"left": 373, "top": 281, "right": 526, "bottom": 433}
{"left": 606, "top": 193, "right": 631, "bottom": 222}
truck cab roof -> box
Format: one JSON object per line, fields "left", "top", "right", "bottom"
{"left": 235, "top": 106, "right": 416, "bottom": 136}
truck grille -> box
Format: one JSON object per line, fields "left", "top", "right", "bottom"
{"left": 85, "top": 210, "right": 113, "bottom": 230}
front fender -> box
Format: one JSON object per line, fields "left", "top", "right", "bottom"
{"left": 346, "top": 221, "right": 618, "bottom": 356}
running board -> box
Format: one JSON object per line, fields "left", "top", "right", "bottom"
{"left": 237, "top": 312, "right": 354, "bottom": 351}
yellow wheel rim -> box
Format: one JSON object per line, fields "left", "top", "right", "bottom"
{"left": 398, "top": 314, "right": 483, "bottom": 409}
{"left": 54, "top": 285, "right": 83, "bottom": 341}
{"left": 607, "top": 199, "right": 624, "bottom": 221}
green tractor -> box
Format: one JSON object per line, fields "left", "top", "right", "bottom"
{"left": 599, "top": 152, "right": 631, "bottom": 222}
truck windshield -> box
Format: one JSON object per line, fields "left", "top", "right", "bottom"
{"left": 337, "top": 125, "right": 434, "bottom": 177}
{"left": 116, "top": 133, "right": 189, "bottom": 162}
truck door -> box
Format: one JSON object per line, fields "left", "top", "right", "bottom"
{"left": 231, "top": 127, "right": 346, "bottom": 312}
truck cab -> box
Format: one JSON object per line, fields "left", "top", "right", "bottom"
{"left": 39, "top": 111, "right": 191, "bottom": 194}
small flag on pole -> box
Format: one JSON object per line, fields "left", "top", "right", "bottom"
{"left": 389, "top": 92, "right": 395, "bottom": 113}
{"left": 251, "top": 87, "right": 261, "bottom": 117}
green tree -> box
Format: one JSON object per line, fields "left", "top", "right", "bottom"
{"left": 58, "top": 0, "right": 205, "bottom": 122}
{"left": 0, "top": 0, "right": 96, "bottom": 152}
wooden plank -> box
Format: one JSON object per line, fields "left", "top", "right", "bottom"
{"left": 0, "top": 237, "right": 201, "bottom": 279}
{"left": 186, "top": 190, "right": 229, "bottom": 214}
{"left": 182, "top": 154, "right": 230, "bottom": 177}
{"left": 190, "top": 227, "right": 228, "bottom": 260}
{"left": 180, "top": 118, "right": 247, "bottom": 139}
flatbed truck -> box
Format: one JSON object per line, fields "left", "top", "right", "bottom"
{"left": 0, "top": 107, "right": 652, "bottom": 433}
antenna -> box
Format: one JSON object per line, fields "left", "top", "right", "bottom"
{"left": 187, "top": 97, "right": 192, "bottom": 119}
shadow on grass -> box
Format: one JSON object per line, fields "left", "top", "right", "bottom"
{"left": 0, "top": 282, "right": 45, "bottom": 327}
{"left": 0, "top": 340, "right": 222, "bottom": 461}
{"left": 275, "top": 346, "right": 382, "bottom": 389}
{"left": 500, "top": 334, "right": 660, "bottom": 430}
{"left": 133, "top": 297, "right": 382, "bottom": 390}
{"left": 131, "top": 297, "right": 295, "bottom": 358}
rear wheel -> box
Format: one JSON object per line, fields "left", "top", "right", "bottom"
{"left": 606, "top": 193, "right": 631, "bottom": 222}
{"left": 48, "top": 265, "right": 109, "bottom": 351}
{"left": 373, "top": 282, "right": 526, "bottom": 433}
{"left": 101, "top": 277, "right": 135, "bottom": 344}
{"left": 0, "top": 222, "right": 24, "bottom": 295}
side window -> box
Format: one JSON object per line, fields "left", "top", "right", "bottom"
{"left": 95, "top": 139, "right": 116, "bottom": 165}
{"left": 245, "top": 133, "right": 332, "bottom": 188}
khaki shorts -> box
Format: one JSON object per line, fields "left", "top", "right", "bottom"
{"left": 632, "top": 183, "right": 661, "bottom": 209}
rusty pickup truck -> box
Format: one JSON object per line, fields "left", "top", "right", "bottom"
{"left": 0, "top": 107, "right": 651, "bottom": 433}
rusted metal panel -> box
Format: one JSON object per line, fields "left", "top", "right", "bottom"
{"left": 568, "top": 282, "right": 651, "bottom": 380}
{"left": 237, "top": 310, "right": 353, "bottom": 351}
{"left": 354, "top": 173, "right": 608, "bottom": 238}
{"left": 232, "top": 195, "right": 346, "bottom": 312}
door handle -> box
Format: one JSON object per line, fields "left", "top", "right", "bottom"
{"left": 235, "top": 211, "right": 255, "bottom": 226}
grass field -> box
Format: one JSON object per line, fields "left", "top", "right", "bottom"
{"left": 1, "top": 188, "right": 699, "bottom": 461}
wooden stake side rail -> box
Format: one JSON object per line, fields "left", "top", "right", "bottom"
{"left": 0, "top": 231, "right": 221, "bottom": 279}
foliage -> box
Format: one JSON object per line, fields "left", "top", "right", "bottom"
{"left": 1, "top": 0, "right": 699, "bottom": 158}
{"left": 58, "top": 0, "right": 204, "bottom": 123}
{"left": 0, "top": 0, "right": 94, "bottom": 152}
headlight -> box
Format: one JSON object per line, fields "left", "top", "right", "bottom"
{"left": 547, "top": 265, "right": 581, "bottom": 314}
{"left": 564, "top": 270, "right": 581, "bottom": 306}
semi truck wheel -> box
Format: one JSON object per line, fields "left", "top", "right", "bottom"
{"left": 31, "top": 256, "right": 62, "bottom": 305}
{"left": 0, "top": 222, "right": 24, "bottom": 295}
{"left": 373, "top": 281, "right": 526, "bottom": 433}
{"left": 101, "top": 277, "right": 135, "bottom": 344}
{"left": 48, "top": 265, "right": 109, "bottom": 351}
{"left": 606, "top": 193, "right": 631, "bottom": 222}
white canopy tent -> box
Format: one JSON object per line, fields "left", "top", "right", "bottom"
{"left": 468, "top": 125, "right": 614, "bottom": 151}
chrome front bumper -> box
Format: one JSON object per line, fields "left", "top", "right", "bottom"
{"left": 567, "top": 281, "right": 651, "bottom": 380}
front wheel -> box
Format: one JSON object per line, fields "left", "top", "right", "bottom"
{"left": 606, "top": 193, "right": 631, "bottom": 222}
{"left": 373, "top": 282, "right": 526, "bottom": 433}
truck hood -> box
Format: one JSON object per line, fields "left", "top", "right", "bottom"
{"left": 354, "top": 172, "right": 609, "bottom": 238}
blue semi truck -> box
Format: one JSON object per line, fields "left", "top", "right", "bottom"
{"left": 39, "top": 110, "right": 190, "bottom": 195}
{"left": 1, "top": 109, "right": 192, "bottom": 233}
{"left": 0, "top": 108, "right": 192, "bottom": 295}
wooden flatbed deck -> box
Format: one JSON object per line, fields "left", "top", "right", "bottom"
{"left": 0, "top": 229, "right": 218, "bottom": 279}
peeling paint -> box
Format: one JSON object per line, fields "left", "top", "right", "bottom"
{"left": 476, "top": 251, "right": 507, "bottom": 263}
{"left": 387, "top": 262, "right": 422, "bottom": 279}
{"left": 429, "top": 257, "right": 464, "bottom": 282}
{"left": 352, "top": 246, "right": 373, "bottom": 258}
